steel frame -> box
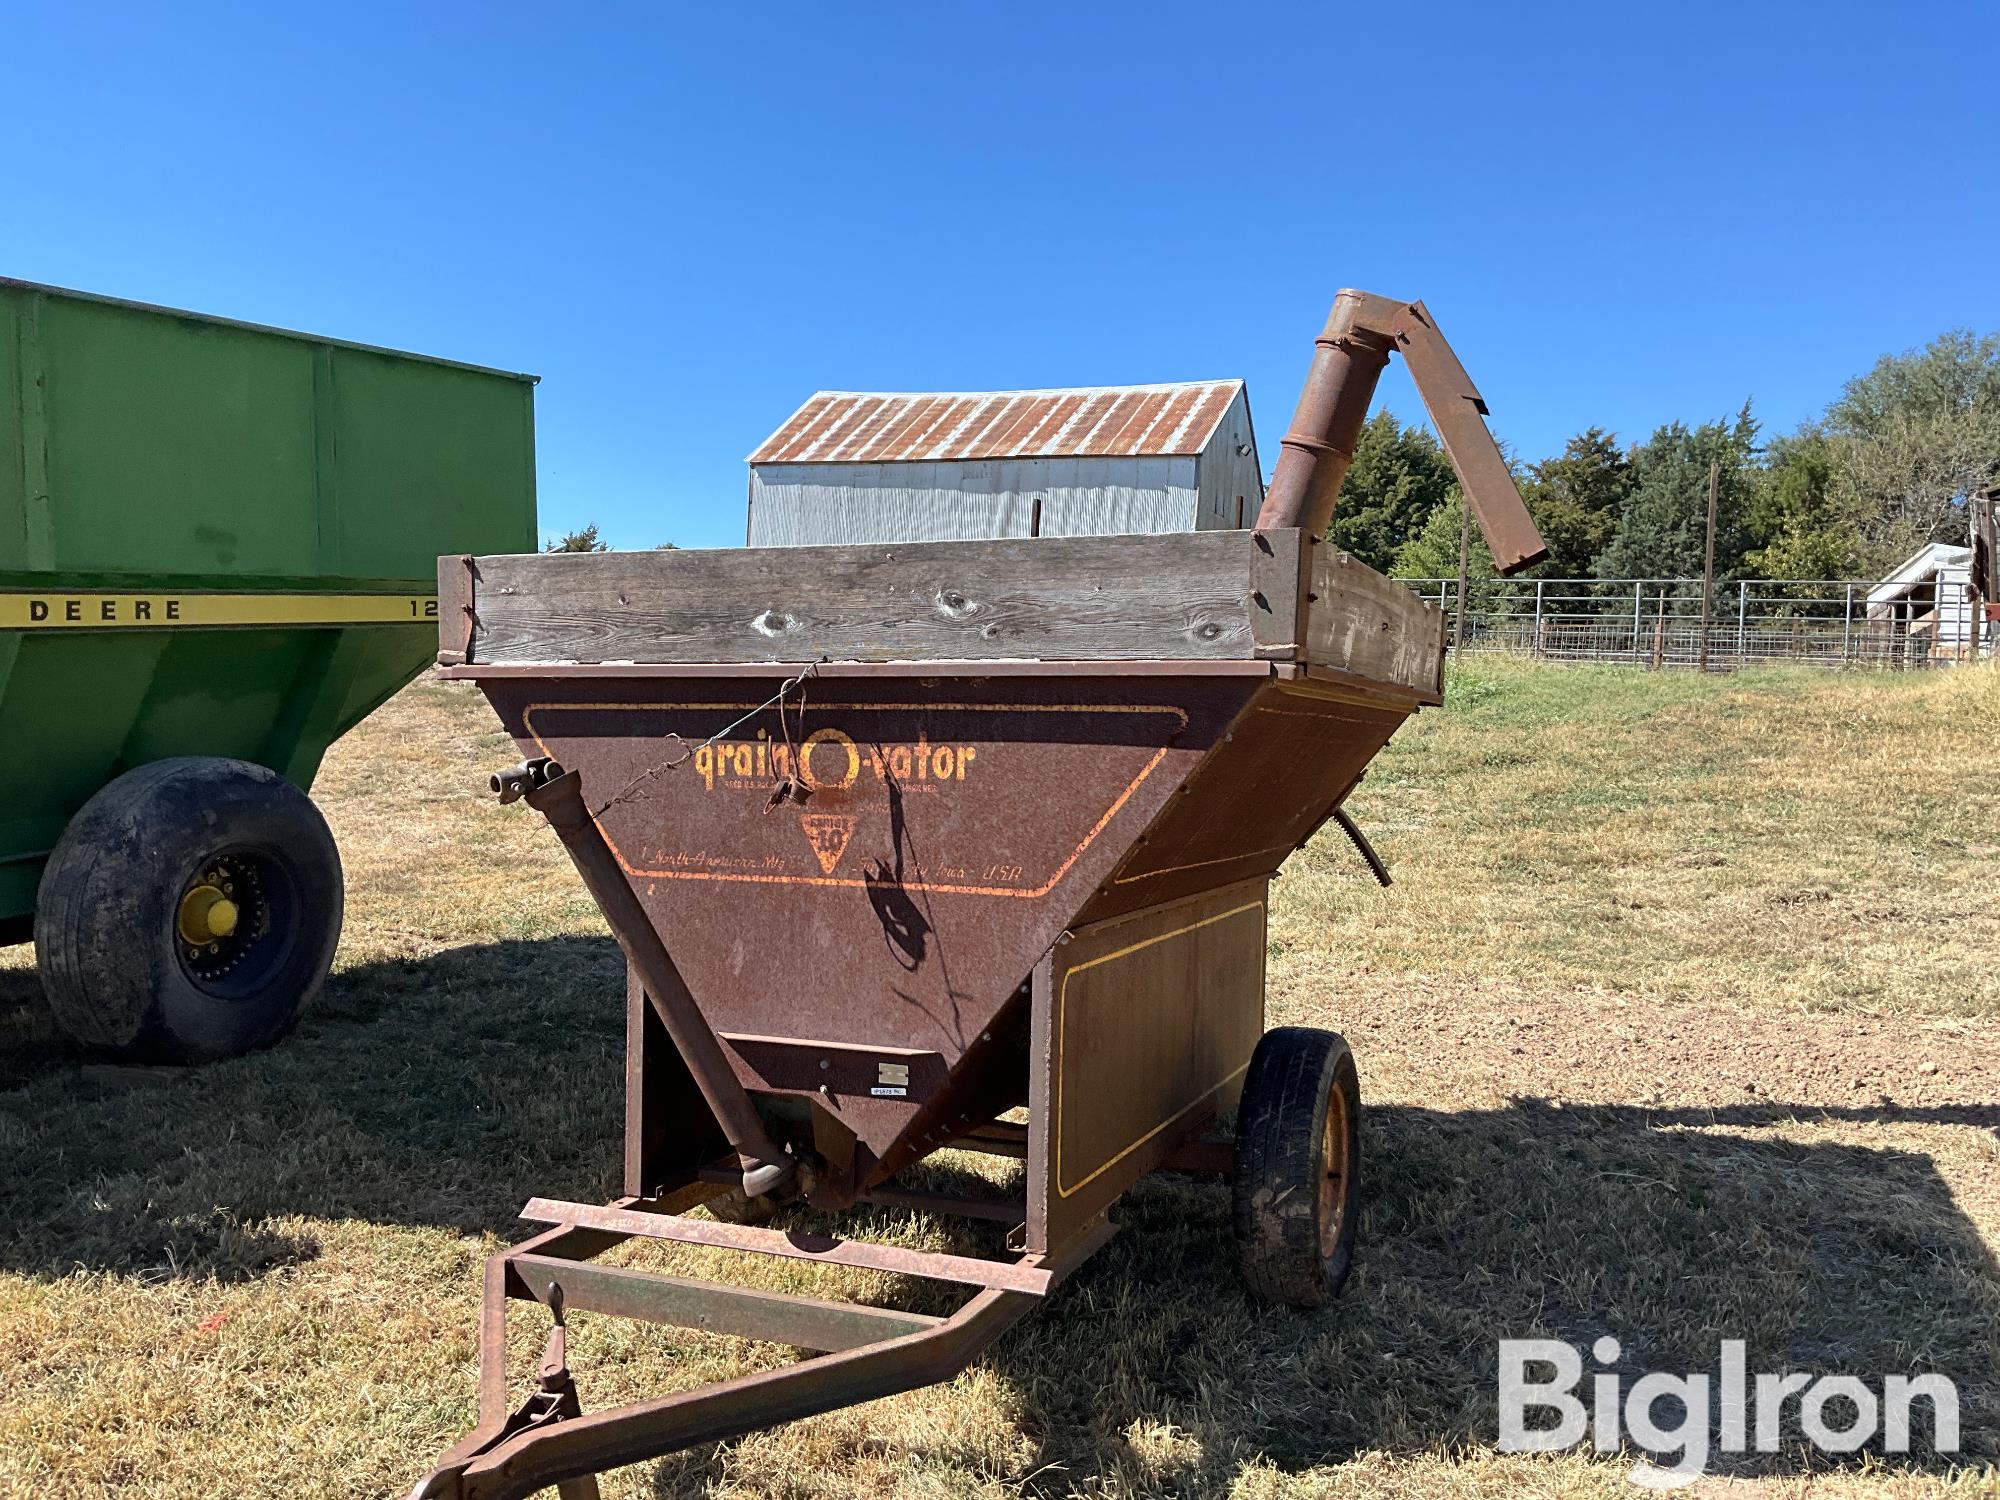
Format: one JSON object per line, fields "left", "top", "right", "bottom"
{"left": 408, "top": 1190, "right": 1120, "bottom": 1500}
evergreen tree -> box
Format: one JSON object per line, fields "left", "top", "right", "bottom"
{"left": 1523, "top": 428, "right": 1631, "bottom": 576}
{"left": 1595, "top": 405, "right": 1760, "bottom": 579}
{"left": 1324, "top": 410, "right": 1455, "bottom": 571}
{"left": 546, "top": 524, "right": 609, "bottom": 553}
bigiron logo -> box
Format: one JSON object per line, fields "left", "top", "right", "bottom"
{"left": 1498, "top": 1337, "right": 1959, "bottom": 1487}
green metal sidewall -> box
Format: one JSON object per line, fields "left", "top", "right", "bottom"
{"left": 0, "top": 621, "right": 434, "bottom": 925}
{"left": 0, "top": 279, "right": 537, "bottom": 930}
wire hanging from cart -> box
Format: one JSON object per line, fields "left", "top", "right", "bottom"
{"left": 588, "top": 659, "right": 825, "bottom": 818}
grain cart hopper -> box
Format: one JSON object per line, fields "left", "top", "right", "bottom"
{"left": 1, "top": 279, "right": 536, "bottom": 1062}
{"left": 413, "top": 290, "right": 1545, "bottom": 1500}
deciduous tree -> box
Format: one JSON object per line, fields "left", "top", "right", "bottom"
{"left": 1744, "top": 430, "right": 1862, "bottom": 579}
{"left": 1389, "top": 489, "right": 1491, "bottom": 581}
{"left": 1822, "top": 329, "right": 2000, "bottom": 567}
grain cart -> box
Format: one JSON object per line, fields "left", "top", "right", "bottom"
{"left": 413, "top": 290, "right": 1545, "bottom": 1500}
{"left": 1, "top": 279, "right": 536, "bottom": 1062}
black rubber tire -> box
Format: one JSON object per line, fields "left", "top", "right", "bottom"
{"left": 1231, "top": 1026, "right": 1361, "bottom": 1307}
{"left": 35, "top": 757, "right": 343, "bottom": 1064}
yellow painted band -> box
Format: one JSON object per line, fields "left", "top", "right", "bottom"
{"left": 1, "top": 592, "right": 439, "bottom": 630}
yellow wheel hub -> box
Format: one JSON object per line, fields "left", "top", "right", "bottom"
{"left": 178, "top": 882, "right": 240, "bottom": 946}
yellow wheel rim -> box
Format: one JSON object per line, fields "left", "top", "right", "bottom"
{"left": 177, "top": 881, "right": 240, "bottom": 946}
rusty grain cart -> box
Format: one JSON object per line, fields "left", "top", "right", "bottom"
{"left": 414, "top": 291, "right": 1548, "bottom": 1500}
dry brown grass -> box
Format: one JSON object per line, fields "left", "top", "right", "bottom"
{"left": 0, "top": 659, "right": 1996, "bottom": 1499}
{"left": 1281, "top": 656, "right": 2000, "bottom": 1018}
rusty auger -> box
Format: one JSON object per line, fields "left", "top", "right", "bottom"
{"left": 1258, "top": 289, "right": 1547, "bottom": 575}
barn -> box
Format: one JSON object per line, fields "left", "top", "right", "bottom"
{"left": 745, "top": 380, "right": 1264, "bottom": 546}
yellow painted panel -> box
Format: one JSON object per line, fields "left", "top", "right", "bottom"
{"left": 0, "top": 591, "right": 438, "bottom": 631}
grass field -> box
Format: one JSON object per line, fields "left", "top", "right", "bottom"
{"left": 1, "top": 658, "right": 1996, "bottom": 1498}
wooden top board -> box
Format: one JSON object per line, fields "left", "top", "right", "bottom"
{"left": 437, "top": 528, "right": 1444, "bottom": 702}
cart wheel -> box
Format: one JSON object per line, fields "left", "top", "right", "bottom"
{"left": 1231, "top": 1026, "right": 1361, "bottom": 1307}
{"left": 35, "top": 757, "right": 343, "bottom": 1064}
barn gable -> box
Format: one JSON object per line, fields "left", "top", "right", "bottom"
{"left": 745, "top": 381, "right": 1264, "bottom": 546}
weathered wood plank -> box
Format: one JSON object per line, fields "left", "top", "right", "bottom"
{"left": 1248, "top": 528, "right": 1309, "bottom": 659}
{"left": 462, "top": 531, "right": 1267, "bottom": 665}
{"left": 1300, "top": 545, "right": 1445, "bottom": 697}
{"left": 435, "top": 553, "right": 475, "bottom": 666}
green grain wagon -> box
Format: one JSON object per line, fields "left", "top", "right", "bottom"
{"left": 1, "top": 279, "right": 536, "bottom": 1061}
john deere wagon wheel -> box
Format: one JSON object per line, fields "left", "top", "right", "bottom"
{"left": 1231, "top": 1026, "right": 1362, "bottom": 1307}
{"left": 35, "top": 756, "right": 344, "bottom": 1064}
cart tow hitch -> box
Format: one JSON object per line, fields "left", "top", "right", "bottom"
{"left": 493, "top": 755, "right": 798, "bottom": 1201}
{"left": 410, "top": 1284, "right": 601, "bottom": 1500}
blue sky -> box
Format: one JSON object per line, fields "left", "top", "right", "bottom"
{"left": 4, "top": 3, "right": 1994, "bottom": 550}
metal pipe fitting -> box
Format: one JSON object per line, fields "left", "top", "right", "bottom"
{"left": 492, "top": 757, "right": 562, "bottom": 805}
{"left": 1256, "top": 289, "right": 1398, "bottom": 538}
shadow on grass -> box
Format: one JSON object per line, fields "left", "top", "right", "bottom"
{"left": 0, "top": 936, "right": 630, "bottom": 1283}
{"left": 971, "top": 1095, "right": 1999, "bottom": 1489}
{"left": 1, "top": 938, "right": 1993, "bottom": 1482}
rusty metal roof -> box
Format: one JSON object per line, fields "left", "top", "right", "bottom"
{"left": 748, "top": 380, "right": 1244, "bottom": 465}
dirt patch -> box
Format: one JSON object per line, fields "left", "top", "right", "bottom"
{"left": 1281, "top": 971, "right": 2000, "bottom": 1117}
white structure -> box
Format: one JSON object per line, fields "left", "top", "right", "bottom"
{"left": 1867, "top": 541, "right": 1981, "bottom": 648}
{"left": 745, "top": 380, "right": 1264, "bottom": 546}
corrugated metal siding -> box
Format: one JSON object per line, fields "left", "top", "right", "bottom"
{"left": 747, "top": 456, "right": 1200, "bottom": 547}
{"left": 1194, "top": 388, "right": 1266, "bottom": 530}
{"left": 749, "top": 381, "right": 1242, "bottom": 465}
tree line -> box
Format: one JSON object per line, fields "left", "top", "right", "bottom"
{"left": 543, "top": 524, "right": 678, "bottom": 552}
{"left": 539, "top": 325, "right": 1996, "bottom": 575}
{"left": 1354, "top": 327, "right": 2000, "bottom": 583}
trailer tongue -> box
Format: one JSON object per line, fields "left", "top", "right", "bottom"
{"left": 412, "top": 291, "right": 1545, "bottom": 1500}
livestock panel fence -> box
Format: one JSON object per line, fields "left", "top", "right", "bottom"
{"left": 1401, "top": 576, "right": 1994, "bottom": 670}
